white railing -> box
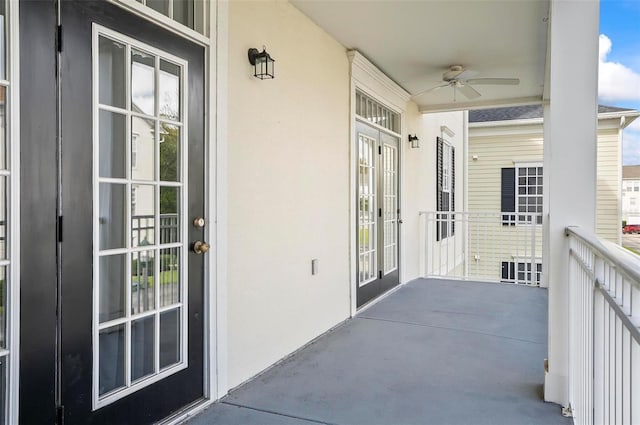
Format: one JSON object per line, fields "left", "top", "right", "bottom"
{"left": 567, "top": 226, "right": 640, "bottom": 425}
{"left": 419, "top": 211, "right": 543, "bottom": 285}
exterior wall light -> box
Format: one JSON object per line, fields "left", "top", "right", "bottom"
{"left": 248, "top": 47, "right": 275, "bottom": 79}
{"left": 408, "top": 134, "right": 420, "bottom": 149}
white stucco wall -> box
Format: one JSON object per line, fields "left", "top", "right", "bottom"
{"left": 227, "top": 0, "right": 351, "bottom": 388}
{"left": 403, "top": 111, "right": 465, "bottom": 281}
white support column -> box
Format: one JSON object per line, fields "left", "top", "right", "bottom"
{"left": 543, "top": 0, "right": 599, "bottom": 407}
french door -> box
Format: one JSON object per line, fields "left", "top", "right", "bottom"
{"left": 356, "top": 121, "right": 400, "bottom": 307}
{"left": 21, "top": 1, "right": 207, "bottom": 424}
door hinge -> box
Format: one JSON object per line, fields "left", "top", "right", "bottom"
{"left": 56, "top": 405, "right": 64, "bottom": 425}
{"left": 378, "top": 145, "right": 382, "bottom": 155}
{"left": 378, "top": 270, "right": 382, "bottom": 279}
{"left": 57, "top": 25, "right": 63, "bottom": 53}
{"left": 57, "top": 215, "right": 63, "bottom": 242}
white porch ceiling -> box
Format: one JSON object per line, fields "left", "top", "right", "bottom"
{"left": 291, "top": 0, "right": 550, "bottom": 112}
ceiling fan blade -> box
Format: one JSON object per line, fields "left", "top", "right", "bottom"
{"left": 411, "top": 82, "right": 450, "bottom": 98}
{"left": 466, "top": 78, "right": 520, "bottom": 86}
{"left": 455, "top": 70, "right": 479, "bottom": 80}
{"left": 457, "top": 83, "right": 481, "bottom": 100}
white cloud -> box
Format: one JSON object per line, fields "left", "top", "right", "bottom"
{"left": 628, "top": 117, "right": 640, "bottom": 132}
{"left": 599, "top": 34, "right": 640, "bottom": 103}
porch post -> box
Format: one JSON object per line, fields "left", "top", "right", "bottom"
{"left": 543, "top": 0, "right": 599, "bottom": 406}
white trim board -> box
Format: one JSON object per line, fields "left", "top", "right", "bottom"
{"left": 348, "top": 50, "right": 410, "bottom": 114}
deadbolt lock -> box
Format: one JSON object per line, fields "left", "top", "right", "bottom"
{"left": 192, "top": 241, "right": 210, "bottom": 254}
{"left": 193, "top": 217, "right": 206, "bottom": 228}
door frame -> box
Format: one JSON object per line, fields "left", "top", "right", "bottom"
{"left": 16, "top": 0, "right": 228, "bottom": 423}
{"left": 6, "top": 0, "right": 21, "bottom": 423}
{"left": 347, "top": 51, "right": 410, "bottom": 315}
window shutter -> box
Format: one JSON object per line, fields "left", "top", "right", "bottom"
{"left": 436, "top": 137, "right": 443, "bottom": 241}
{"left": 451, "top": 146, "right": 455, "bottom": 236}
{"left": 501, "top": 167, "right": 516, "bottom": 225}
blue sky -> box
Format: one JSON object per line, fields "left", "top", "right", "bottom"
{"left": 599, "top": 0, "right": 640, "bottom": 164}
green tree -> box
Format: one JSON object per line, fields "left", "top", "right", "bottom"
{"left": 160, "top": 124, "right": 179, "bottom": 214}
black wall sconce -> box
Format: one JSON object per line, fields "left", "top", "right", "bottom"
{"left": 408, "top": 134, "right": 420, "bottom": 149}
{"left": 248, "top": 46, "right": 275, "bottom": 79}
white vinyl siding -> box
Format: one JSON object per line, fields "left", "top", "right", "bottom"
{"left": 596, "top": 128, "right": 621, "bottom": 243}
{"left": 469, "top": 125, "right": 621, "bottom": 244}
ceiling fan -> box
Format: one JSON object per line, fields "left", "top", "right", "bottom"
{"left": 412, "top": 65, "right": 520, "bottom": 101}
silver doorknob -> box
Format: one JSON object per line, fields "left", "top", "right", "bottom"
{"left": 193, "top": 217, "right": 206, "bottom": 228}
{"left": 192, "top": 241, "right": 210, "bottom": 254}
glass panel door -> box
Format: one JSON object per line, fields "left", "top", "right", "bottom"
{"left": 95, "top": 26, "right": 188, "bottom": 407}
{"left": 356, "top": 121, "right": 400, "bottom": 308}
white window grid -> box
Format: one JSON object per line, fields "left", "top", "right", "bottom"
{"left": 383, "top": 143, "right": 397, "bottom": 274}
{"left": 515, "top": 164, "right": 543, "bottom": 225}
{"left": 442, "top": 143, "right": 451, "bottom": 193}
{"left": 92, "top": 24, "right": 189, "bottom": 409}
{"left": 358, "top": 134, "right": 377, "bottom": 287}
{"left": 355, "top": 91, "right": 400, "bottom": 134}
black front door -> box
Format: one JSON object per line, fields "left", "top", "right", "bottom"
{"left": 356, "top": 121, "right": 400, "bottom": 307}
{"left": 21, "top": 1, "right": 206, "bottom": 424}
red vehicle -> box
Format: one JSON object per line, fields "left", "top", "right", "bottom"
{"left": 623, "top": 224, "right": 640, "bottom": 234}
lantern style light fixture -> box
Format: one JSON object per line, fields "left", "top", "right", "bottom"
{"left": 248, "top": 46, "right": 275, "bottom": 79}
{"left": 408, "top": 134, "right": 420, "bottom": 149}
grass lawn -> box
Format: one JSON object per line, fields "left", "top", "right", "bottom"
{"left": 132, "top": 269, "right": 178, "bottom": 287}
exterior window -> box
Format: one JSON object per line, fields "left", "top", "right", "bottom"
{"left": 501, "top": 164, "right": 542, "bottom": 225}
{"left": 442, "top": 144, "right": 451, "bottom": 193}
{"left": 355, "top": 91, "right": 400, "bottom": 134}
{"left": 501, "top": 260, "right": 542, "bottom": 285}
{"left": 516, "top": 165, "right": 543, "bottom": 224}
{"left": 131, "top": 133, "right": 139, "bottom": 169}
{"left": 437, "top": 137, "right": 455, "bottom": 240}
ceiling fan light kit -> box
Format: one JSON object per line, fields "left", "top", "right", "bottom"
{"left": 412, "top": 65, "right": 520, "bottom": 101}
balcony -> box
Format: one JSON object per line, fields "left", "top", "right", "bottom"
{"left": 185, "top": 278, "right": 567, "bottom": 425}
{"left": 420, "top": 211, "right": 543, "bottom": 285}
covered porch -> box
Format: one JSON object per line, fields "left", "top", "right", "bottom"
{"left": 185, "top": 278, "right": 567, "bottom": 425}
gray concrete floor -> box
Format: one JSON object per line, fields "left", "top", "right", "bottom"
{"left": 185, "top": 279, "right": 570, "bottom": 425}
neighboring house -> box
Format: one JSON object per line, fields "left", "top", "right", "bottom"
{"left": 622, "top": 165, "right": 640, "bottom": 224}
{"left": 467, "top": 104, "right": 639, "bottom": 284}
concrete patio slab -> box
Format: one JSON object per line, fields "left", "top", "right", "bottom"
{"left": 184, "top": 279, "right": 570, "bottom": 425}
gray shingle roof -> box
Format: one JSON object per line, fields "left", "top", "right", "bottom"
{"left": 469, "top": 104, "right": 635, "bottom": 123}
{"left": 623, "top": 165, "right": 640, "bottom": 180}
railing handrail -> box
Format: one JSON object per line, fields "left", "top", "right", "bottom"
{"left": 566, "top": 225, "right": 640, "bottom": 291}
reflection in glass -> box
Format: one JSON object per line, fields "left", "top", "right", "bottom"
{"left": 159, "top": 60, "right": 181, "bottom": 121}
{"left": 131, "top": 116, "right": 155, "bottom": 181}
{"left": 131, "top": 250, "right": 155, "bottom": 315}
{"left": 160, "top": 248, "right": 179, "bottom": 307}
{"left": 0, "top": 86, "right": 6, "bottom": 170}
{"left": 99, "top": 36, "right": 126, "bottom": 108}
{"left": 131, "top": 316, "right": 155, "bottom": 381}
{"left": 0, "top": 357, "right": 5, "bottom": 422}
{"left": 146, "top": 0, "right": 168, "bottom": 15}
{"left": 131, "top": 50, "right": 155, "bottom": 116}
{"left": 99, "top": 255, "right": 126, "bottom": 323}
{"left": 160, "top": 187, "right": 179, "bottom": 244}
{"left": 99, "top": 183, "right": 126, "bottom": 250}
{"left": 131, "top": 184, "right": 155, "bottom": 247}
{"left": 99, "top": 325, "right": 126, "bottom": 396}
{"left": 160, "top": 308, "right": 180, "bottom": 369}
{"left": 160, "top": 124, "right": 180, "bottom": 182}
{"left": 0, "top": 268, "right": 5, "bottom": 349}
{"left": 0, "top": 177, "right": 5, "bottom": 260}
{"left": 99, "top": 110, "right": 126, "bottom": 178}
{"left": 173, "top": 1, "right": 194, "bottom": 28}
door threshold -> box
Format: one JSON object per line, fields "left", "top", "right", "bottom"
{"left": 156, "top": 397, "right": 214, "bottom": 425}
{"left": 356, "top": 279, "right": 406, "bottom": 315}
